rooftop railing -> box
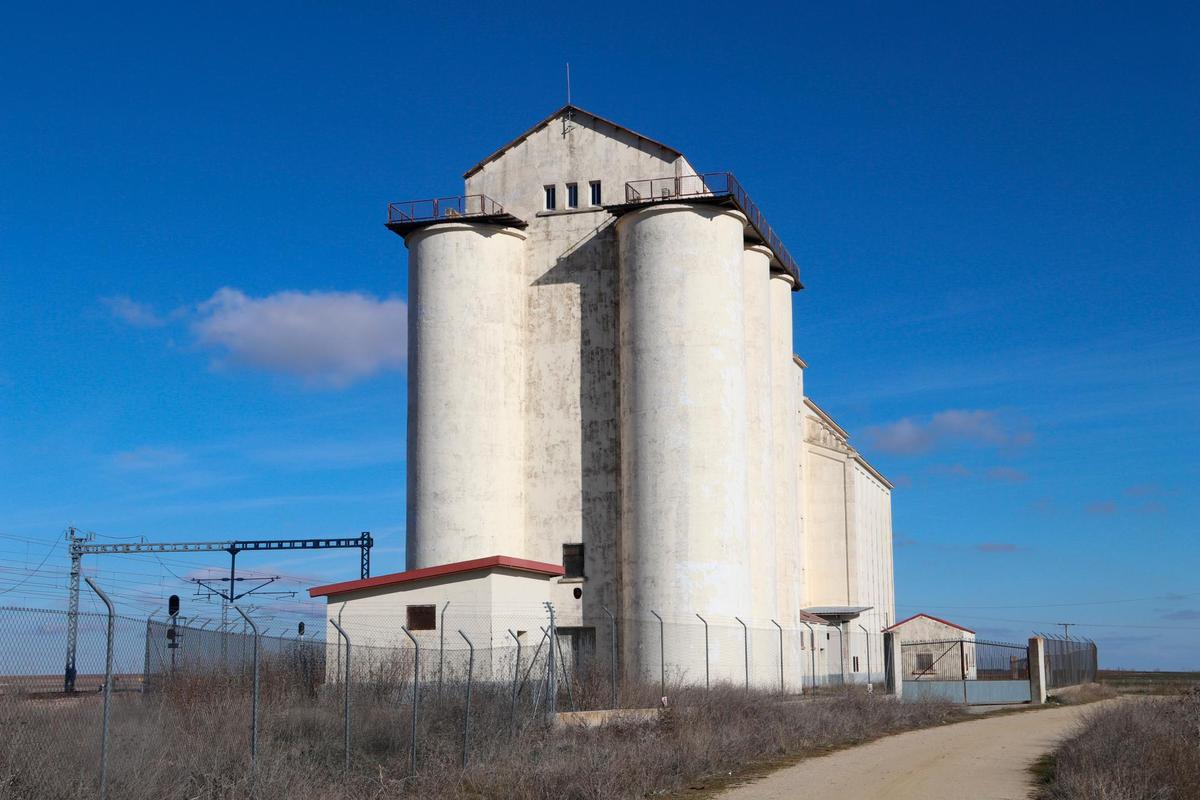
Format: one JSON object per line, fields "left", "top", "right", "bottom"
{"left": 387, "top": 194, "right": 506, "bottom": 225}
{"left": 624, "top": 172, "right": 800, "bottom": 284}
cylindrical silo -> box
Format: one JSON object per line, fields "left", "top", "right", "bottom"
{"left": 769, "top": 271, "right": 803, "bottom": 623}
{"left": 743, "top": 245, "right": 777, "bottom": 624}
{"left": 617, "top": 203, "right": 753, "bottom": 683}
{"left": 405, "top": 222, "right": 527, "bottom": 569}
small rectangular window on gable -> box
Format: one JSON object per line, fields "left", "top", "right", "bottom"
{"left": 589, "top": 181, "right": 602, "bottom": 205}
{"left": 566, "top": 183, "right": 578, "bottom": 208}
{"left": 406, "top": 604, "right": 436, "bottom": 631}
{"left": 853, "top": 656, "right": 860, "bottom": 672}
{"left": 544, "top": 185, "right": 556, "bottom": 210}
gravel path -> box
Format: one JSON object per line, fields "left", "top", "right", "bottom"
{"left": 716, "top": 702, "right": 1104, "bottom": 800}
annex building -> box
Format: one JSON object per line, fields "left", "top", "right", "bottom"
{"left": 310, "top": 106, "right": 895, "bottom": 690}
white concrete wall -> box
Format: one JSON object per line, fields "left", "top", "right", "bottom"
{"left": 462, "top": 111, "right": 699, "bottom": 634}
{"left": 405, "top": 223, "right": 528, "bottom": 569}
{"left": 617, "top": 203, "right": 753, "bottom": 681}
{"left": 893, "top": 617, "right": 978, "bottom": 681}
{"left": 801, "top": 401, "right": 894, "bottom": 683}
{"left": 743, "top": 245, "right": 777, "bottom": 625}
{"left": 321, "top": 570, "right": 555, "bottom": 683}
{"left": 465, "top": 109, "right": 696, "bottom": 222}
{"left": 770, "top": 274, "right": 802, "bottom": 627}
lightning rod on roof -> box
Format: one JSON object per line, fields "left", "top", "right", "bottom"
{"left": 562, "top": 63, "right": 576, "bottom": 137}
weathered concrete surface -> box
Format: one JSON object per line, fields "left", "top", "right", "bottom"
{"left": 617, "top": 203, "right": 752, "bottom": 682}
{"left": 716, "top": 703, "right": 1105, "bottom": 800}
{"left": 405, "top": 223, "right": 528, "bottom": 569}
{"left": 743, "top": 244, "right": 777, "bottom": 625}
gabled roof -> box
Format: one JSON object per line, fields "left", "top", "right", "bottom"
{"left": 883, "top": 613, "right": 976, "bottom": 635}
{"left": 463, "top": 104, "right": 685, "bottom": 179}
{"left": 308, "top": 555, "right": 564, "bottom": 599}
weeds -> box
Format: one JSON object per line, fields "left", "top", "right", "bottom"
{"left": 0, "top": 675, "right": 963, "bottom": 800}
{"left": 1037, "top": 688, "right": 1200, "bottom": 800}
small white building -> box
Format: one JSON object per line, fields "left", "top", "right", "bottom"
{"left": 884, "top": 613, "right": 978, "bottom": 681}
{"left": 311, "top": 105, "right": 897, "bottom": 691}
{"left": 310, "top": 556, "right": 565, "bottom": 682}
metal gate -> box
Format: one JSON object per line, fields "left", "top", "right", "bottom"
{"left": 901, "top": 639, "right": 1031, "bottom": 704}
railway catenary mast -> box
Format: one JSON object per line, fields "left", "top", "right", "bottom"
{"left": 62, "top": 528, "right": 372, "bottom": 691}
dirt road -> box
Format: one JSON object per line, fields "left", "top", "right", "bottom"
{"left": 717, "top": 703, "right": 1102, "bottom": 800}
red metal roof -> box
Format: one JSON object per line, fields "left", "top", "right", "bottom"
{"left": 882, "top": 613, "right": 976, "bottom": 635}
{"left": 308, "top": 555, "right": 565, "bottom": 599}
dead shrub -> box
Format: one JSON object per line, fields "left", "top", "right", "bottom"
{"left": 0, "top": 678, "right": 964, "bottom": 800}
{"left": 1038, "top": 689, "right": 1200, "bottom": 800}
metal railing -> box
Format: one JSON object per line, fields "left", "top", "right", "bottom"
{"left": 624, "top": 172, "right": 800, "bottom": 283}
{"left": 900, "top": 639, "right": 1030, "bottom": 681}
{"left": 387, "top": 194, "right": 506, "bottom": 225}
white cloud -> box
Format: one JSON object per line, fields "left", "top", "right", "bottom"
{"left": 192, "top": 288, "right": 407, "bottom": 387}
{"left": 103, "top": 296, "right": 165, "bottom": 327}
{"left": 863, "top": 409, "right": 1033, "bottom": 456}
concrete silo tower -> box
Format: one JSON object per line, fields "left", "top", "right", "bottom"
{"left": 402, "top": 215, "right": 529, "bottom": 569}
{"left": 615, "top": 203, "right": 755, "bottom": 641}
{"left": 362, "top": 106, "right": 895, "bottom": 692}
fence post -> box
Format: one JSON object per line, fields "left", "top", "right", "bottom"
{"left": 883, "top": 631, "right": 902, "bottom": 698}
{"left": 544, "top": 603, "right": 558, "bottom": 718}
{"left": 507, "top": 629, "right": 521, "bottom": 731}
{"left": 329, "top": 618, "right": 352, "bottom": 774}
{"left": 695, "top": 613, "right": 710, "bottom": 691}
{"left": 959, "top": 640, "right": 968, "bottom": 703}
{"left": 801, "top": 622, "right": 816, "bottom": 692}
{"left": 458, "top": 631, "right": 474, "bottom": 769}
{"left": 771, "top": 620, "right": 784, "bottom": 693}
{"left": 400, "top": 626, "right": 420, "bottom": 774}
{"left": 83, "top": 577, "right": 114, "bottom": 800}
{"left": 858, "top": 623, "right": 872, "bottom": 690}
{"left": 1028, "top": 636, "right": 1048, "bottom": 705}
{"left": 437, "top": 601, "right": 450, "bottom": 701}
{"left": 735, "top": 616, "right": 749, "bottom": 692}
{"left": 602, "top": 606, "right": 617, "bottom": 708}
{"left": 834, "top": 625, "right": 846, "bottom": 686}
{"left": 232, "top": 604, "right": 260, "bottom": 767}
{"left": 649, "top": 610, "right": 665, "bottom": 700}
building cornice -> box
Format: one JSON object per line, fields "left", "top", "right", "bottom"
{"left": 803, "top": 397, "right": 894, "bottom": 490}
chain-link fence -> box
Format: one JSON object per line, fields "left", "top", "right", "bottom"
{"left": 0, "top": 594, "right": 893, "bottom": 798}
{"left": 1039, "top": 632, "right": 1099, "bottom": 689}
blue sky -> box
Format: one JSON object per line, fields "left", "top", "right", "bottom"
{"left": 1, "top": 2, "right": 1197, "bottom": 668}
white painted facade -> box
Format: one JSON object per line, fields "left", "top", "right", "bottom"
{"left": 886, "top": 614, "right": 978, "bottom": 681}
{"left": 315, "top": 106, "right": 896, "bottom": 691}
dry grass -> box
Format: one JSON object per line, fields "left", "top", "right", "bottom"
{"left": 1037, "top": 688, "right": 1200, "bottom": 800}
{"left": 1098, "top": 669, "right": 1200, "bottom": 696}
{"left": 0, "top": 673, "right": 964, "bottom": 800}
{"left": 1048, "top": 682, "right": 1118, "bottom": 705}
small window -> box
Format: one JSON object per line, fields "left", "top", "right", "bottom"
{"left": 589, "top": 180, "right": 602, "bottom": 206}
{"left": 406, "top": 604, "right": 436, "bottom": 631}
{"left": 563, "top": 543, "right": 585, "bottom": 578}
{"left": 916, "top": 653, "right": 934, "bottom": 671}
{"left": 566, "top": 182, "right": 579, "bottom": 208}
{"left": 853, "top": 656, "right": 860, "bottom": 672}
{"left": 544, "top": 185, "right": 556, "bottom": 210}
